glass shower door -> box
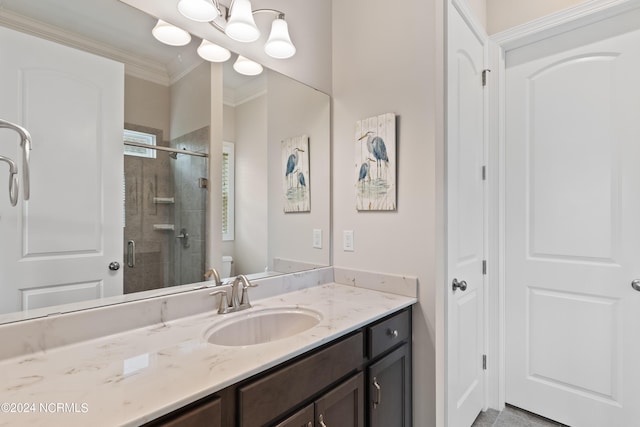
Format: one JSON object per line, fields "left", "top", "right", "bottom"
{"left": 122, "top": 127, "right": 209, "bottom": 294}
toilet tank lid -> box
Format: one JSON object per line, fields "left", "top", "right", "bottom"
{"left": 222, "top": 256, "right": 233, "bottom": 262}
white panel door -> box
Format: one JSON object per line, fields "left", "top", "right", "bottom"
{"left": 505, "top": 9, "right": 640, "bottom": 427}
{"left": 0, "top": 26, "right": 124, "bottom": 315}
{"left": 446, "top": 4, "right": 486, "bottom": 426}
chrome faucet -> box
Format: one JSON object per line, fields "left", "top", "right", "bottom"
{"left": 204, "top": 267, "right": 222, "bottom": 286}
{"left": 209, "top": 275, "right": 257, "bottom": 314}
{"left": 230, "top": 275, "right": 257, "bottom": 309}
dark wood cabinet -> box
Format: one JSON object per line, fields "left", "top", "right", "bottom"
{"left": 367, "top": 344, "right": 411, "bottom": 427}
{"left": 145, "top": 396, "right": 222, "bottom": 427}
{"left": 316, "top": 373, "right": 364, "bottom": 427}
{"left": 238, "top": 332, "right": 363, "bottom": 427}
{"left": 275, "top": 403, "right": 314, "bottom": 427}
{"left": 146, "top": 308, "right": 412, "bottom": 427}
{"left": 275, "top": 373, "right": 364, "bottom": 427}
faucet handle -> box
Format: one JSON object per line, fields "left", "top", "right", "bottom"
{"left": 209, "top": 290, "right": 230, "bottom": 314}
{"left": 239, "top": 281, "right": 258, "bottom": 307}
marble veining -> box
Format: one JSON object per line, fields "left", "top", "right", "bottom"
{"left": 0, "top": 282, "right": 415, "bottom": 426}
{"left": 334, "top": 266, "right": 418, "bottom": 297}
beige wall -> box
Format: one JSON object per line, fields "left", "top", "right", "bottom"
{"left": 267, "top": 71, "right": 331, "bottom": 270}
{"left": 487, "top": 0, "right": 588, "bottom": 34}
{"left": 234, "top": 95, "right": 269, "bottom": 275}
{"left": 170, "top": 62, "right": 212, "bottom": 140}
{"left": 466, "top": 0, "right": 487, "bottom": 29}
{"left": 332, "top": 0, "right": 438, "bottom": 426}
{"left": 124, "top": 75, "right": 170, "bottom": 140}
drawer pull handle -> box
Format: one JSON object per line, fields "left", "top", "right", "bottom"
{"left": 319, "top": 413, "right": 328, "bottom": 427}
{"left": 387, "top": 329, "right": 399, "bottom": 338}
{"left": 307, "top": 422, "right": 313, "bottom": 427}
{"left": 373, "top": 376, "right": 382, "bottom": 408}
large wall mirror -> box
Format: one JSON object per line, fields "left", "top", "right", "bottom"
{"left": 0, "top": 0, "right": 330, "bottom": 324}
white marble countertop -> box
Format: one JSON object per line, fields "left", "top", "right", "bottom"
{"left": 0, "top": 283, "right": 415, "bottom": 426}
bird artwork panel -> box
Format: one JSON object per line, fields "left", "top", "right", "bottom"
{"left": 355, "top": 113, "right": 396, "bottom": 211}
{"left": 282, "top": 135, "right": 310, "bottom": 212}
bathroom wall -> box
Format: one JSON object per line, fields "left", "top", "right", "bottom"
{"left": 124, "top": 75, "right": 170, "bottom": 139}
{"left": 233, "top": 95, "right": 269, "bottom": 275}
{"left": 487, "top": 0, "right": 588, "bottom": 34}
{"left": 466, "top": 0, "right": 487, "bottom": 29}
{"left": 332, "top": 1, "right": 439, "bottom": 427}
{"left": 170, "top": 62, "right": 212, "bottom": 141}
{"left": 267, "top": 72, "right": 331, "bottom": 270}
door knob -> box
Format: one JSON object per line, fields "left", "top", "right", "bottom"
{"left": 108, "top": 261, "right": 120, "bottom": 271}
{"left": 452, "top": 278, "right": 467, "bottom": 292}
{"left": 632, "top": 280, "right": 640, "bottom": 292}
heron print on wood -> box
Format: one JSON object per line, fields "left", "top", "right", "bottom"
{"left": 282, "top": 135, "right": 310, "bottom": 212}
{"left": 355, "top": 113, "right": 396, "bottom": 211}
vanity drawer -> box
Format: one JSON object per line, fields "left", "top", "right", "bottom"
{"left": 238, "top": 332, "right": 363, "bottom": 427}
{"left": 368, "top": 309, "right": 410, "bottom": 359}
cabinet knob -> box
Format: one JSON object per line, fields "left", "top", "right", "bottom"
{"left": 387, "top": 329, "right": 399, "bottom": 338}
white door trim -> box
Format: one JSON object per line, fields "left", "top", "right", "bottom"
{"left": 442, "top": 0, "right": 489, "bottom": 425}
{"left": 486, "top": 0, "right": 640, "bottom": 411}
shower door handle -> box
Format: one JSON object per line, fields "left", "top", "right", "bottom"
{"left": 176, "top": 228, "right": 190, "bottom": 248}
{"left": 127, "top": 240, "right": 136, "bottom": 268}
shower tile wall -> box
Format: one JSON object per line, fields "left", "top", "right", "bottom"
{"left": 171, "top": 126, "right": 209, "bottom": 285}
{"left": 124, "top": 125, "right": 175, "bottom": 293}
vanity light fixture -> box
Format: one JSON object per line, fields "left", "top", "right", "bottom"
{"left": 197, "top": 39, "right": 231, "bottom": 62}
{"left": 233, "top": 55, "right": 263, "bottom": 76}
{"left": 151, "top": 19, "right": 192, "bottom": 46}
{"left": 177, "top": 0, "right": 219, "bottom": 22}
{"left": 176, "top": 0, "right": 296, "bottom": 59}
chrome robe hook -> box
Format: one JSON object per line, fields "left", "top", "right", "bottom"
{"left": 0, "top": 118, "right": 32, "bottom": 205}
{"left": 0, "top": 155, "right": 19, "bottom": 206}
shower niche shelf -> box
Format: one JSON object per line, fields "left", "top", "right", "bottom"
{"left": 153, "top": 197, "right": 175, "bottom": 204}
{"left": 153, "top": 224, "right": 175, "bottom": 231}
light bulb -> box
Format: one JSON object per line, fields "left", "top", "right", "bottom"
{"left": 264, "top": 17, "right": 296, "bottom": 59}
{"left": 197, "top": 40, "right": 231, "bottom": 62}
{"left": 233, "top": 55, "right": 263, "bottom": 76}
{"left": 178, "top": 0, "right": 220, "bottom": 22}
{"left": 152, "top": 20, "right": 191, "bottom": 46}
{"left": 225, "top": 0, "right": 260, "bottom": 43}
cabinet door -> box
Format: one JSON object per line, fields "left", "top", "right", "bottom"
{"left": 152, "top": 396, "right": 222, "bottom": 427}
{"left": 368, "top": 344, "right": 411, "bottom": 427}
{"left": 315, "top": 373, "right": 364, "bottom": 427}
{"left": 275, "top": 403, "right": 314, "bottom": 427}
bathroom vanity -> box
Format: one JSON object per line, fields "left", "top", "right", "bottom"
{"left": 146, "top": 308, "right": 411, "bottom": 427}
{"left": 0, "top": 268, "right": 416, "bottom": 427}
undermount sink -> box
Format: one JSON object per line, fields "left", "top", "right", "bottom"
{"left": 205, "top": 306, "right": 322, "bottom": 347}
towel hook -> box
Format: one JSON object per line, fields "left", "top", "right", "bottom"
{"left": 0, "top": 118, "right": 32, "bottom": 205}
{"left": 0, "top": 155, "right": 19, "bottom": 206}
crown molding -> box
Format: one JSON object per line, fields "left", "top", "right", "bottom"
{"left": 0, "top": 8, "right": 170, "bottom": 86}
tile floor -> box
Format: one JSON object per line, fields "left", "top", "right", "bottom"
{"left": 472, "top": 405, "right": 569, "bottom": 427}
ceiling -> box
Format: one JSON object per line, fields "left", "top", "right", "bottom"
{"left": 0, "top": 0, "right": 255, "bottom": 89}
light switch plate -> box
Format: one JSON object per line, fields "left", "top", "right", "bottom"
{"left": 313, "top": 229, "right": 322, "bottom": 249}
{"left": 343, "top": 230, "right": 354, "bottom": 252}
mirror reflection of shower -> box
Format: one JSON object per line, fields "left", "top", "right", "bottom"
{"left": 123, "top": 126, "right": 209, "bottom": 294}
